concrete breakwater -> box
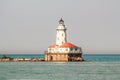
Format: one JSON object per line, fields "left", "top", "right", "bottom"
{"left": 0, "top": 58, "right": 45, "bottom": 62}
{"left": 0, "top": 57, "right": 84, "bottom": 62}
{"left": 0, "top": 55, "right": 45, "bottom": 62}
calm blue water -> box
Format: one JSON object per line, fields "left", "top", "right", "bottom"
{"left": 0, "top": 54, "right": 120, "bottom": 80}
{"left": 83, "top": 54, "right": 120, "bottom": 62}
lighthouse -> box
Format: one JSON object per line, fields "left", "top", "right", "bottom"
{"left": 56, "top": 18, "right": 67, "bottom": 46}
{"left": 45, "top": 18, "right": 83, "bottom": 61}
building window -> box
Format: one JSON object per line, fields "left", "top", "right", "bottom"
{"left": 52, "top": 49, "right": 54, "bottom": 51}
{"left": 62, "top": 34, "right": 63, "bottom": 36}
{"left": 75, "top": 48, "right": 77, "bottom": 51}
{"left": 70, "top": 48, "right": 73, "bottom": 51}
{"left": 49, "top": 48, "right": 51, "bottom": 51}
{"left": 60, "top": 49, "right": 62, "bottom": 51}
{"left": 65, "top": 49, "right": 68, "bottom": 51}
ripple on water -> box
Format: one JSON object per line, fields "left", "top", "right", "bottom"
{"left": 0, "top": 62, "right": 120, "bottom": 80}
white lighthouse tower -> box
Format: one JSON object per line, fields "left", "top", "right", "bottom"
{"left": 56, "top": 18, "right": 67, "bottom": 46}
{"left": 45, "top": 18, "right": 83, "bottom": 61}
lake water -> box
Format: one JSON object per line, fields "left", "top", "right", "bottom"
{"left": 0, "top": 54, "right": 120, "bottom": 80}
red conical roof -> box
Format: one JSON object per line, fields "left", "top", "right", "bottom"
{"left": 48, "top": 42, "right": 78, "bottom": 48}
{"left": 60, "top": 42, "right": 78, "bottom": 48}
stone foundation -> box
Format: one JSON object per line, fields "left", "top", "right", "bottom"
{"left": 45, "top": 52, "right": 83, "bottom": 62}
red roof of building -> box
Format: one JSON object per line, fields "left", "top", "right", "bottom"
{"left": 60, "top": 42, "right": 78, "bottom": 48}
{"left": 48, "top": 42, "right": 78, "bottom": 48}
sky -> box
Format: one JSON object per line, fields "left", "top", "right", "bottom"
{"left": 0, "top": 0, "right": 120, "bottom": 54}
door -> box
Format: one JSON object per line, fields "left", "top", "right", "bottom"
{"left": 50, "top": 56, "right": 53, "bottom": 61}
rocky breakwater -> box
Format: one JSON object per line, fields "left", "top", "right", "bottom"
{"left": 0, "top": 55, "right": 45, "bottom": 62}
